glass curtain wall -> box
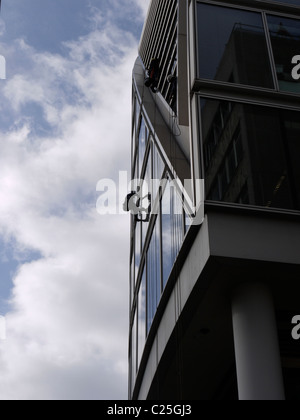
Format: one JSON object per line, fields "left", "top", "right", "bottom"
{"left": 130, "top": 106, "right": 188, "bottom": 387}
{"left": 196, "top": 1, "right": 300, "bottom": 211}
{"left": 197, "top": 3, "right": 274, "bottom": 88}
{"left": 196, "top": 1, "right": 300, "bottom": 93}
{"left": 201, "top": 98, "right": 300, "bottom": 210}
{"left": 267, "top": 15, "right": 300, "bottom": 93}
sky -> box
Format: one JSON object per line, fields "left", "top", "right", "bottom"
{"left": 0, "top": 0, "right": 150, "bottom": 400}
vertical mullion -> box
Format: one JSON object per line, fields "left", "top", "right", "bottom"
{"left": 262, "top": 11, "right": 280, "bottom": 91}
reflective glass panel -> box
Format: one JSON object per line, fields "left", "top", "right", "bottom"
{"left": 152, "top": 141, "right": 165, "bottom": 202}
{"left": 161, "top": 179, "right": 184, "bottom": 288}
{"left": 268, "top": 15, "right": 300, "bottom": 93}
{"left": 141, "top": 150, "right": 152, "bottom": 250}
{"left": 147, "top": 218, "right": 161, "bottom": 333}
{"left": 130, "top": 254, "right": 134, "bottom": 306}
{"left": 131, "top": 311, "right": 137, "bottom": 387}
{"left": 161, "top": 182, "right": 172, "bottom": 288}
{"left": 135, "top": 221, "right": 141, "bottom": 282}
{"left": 197, "top": 3, "right": 274, "bottom": 88}
{"left": 138, "top": 117, "right": 147, "bottom": 176}
{"left": 201, "top": 98, "right": 300, "bottom": 211}
{"left": 138, "top": 268, "right": 146, "bottom": 365}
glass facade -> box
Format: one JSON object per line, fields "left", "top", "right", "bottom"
{"left": 196, "top": 1, "right": 300, "bottom": 93}
{"left": 268, "top": 15, "right": 300, "bottom": 92}
{"left": 161, "top": 178, "right": 184, "bottom": 288}
{"left": 130, "top": 0, "right": 300, "bottom": 398}
{"left": 202, "top": 99, "right": 300, "bottom": 209}
{"left": 137, "top": 267, "right": 146, "bottom": 367}
{"left": 197, "top": 4, "right": 274, "bottom": 88}
{"left": 196, "top": 0, "right": 300, "bottom": 210}
{"left": 129, "top": 105, "right": 188, "bottom": 389}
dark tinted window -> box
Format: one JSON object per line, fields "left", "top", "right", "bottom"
{"left": 161, "top": 179, "right": 184, "bottom": 288}
{"left": 135, "top": 221, "right": 141, "bottom": 282}
{"left": 197, "top": 3, "right": 274, "bottom": 88}
{"left": 201, "top": 99, "right": 300, "bottom": 211}
{"left": 138, "top": 268, "right": 146, "bottom": 365}
{"left": 147, "top": 218, "right": 161, "bottom": 333}
{"left": 268, "top": 15, "right": 300, "bottom": 93}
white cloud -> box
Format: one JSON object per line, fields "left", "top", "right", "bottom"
{"left": 0, "top": 1, "right": 149, "bottom": 400}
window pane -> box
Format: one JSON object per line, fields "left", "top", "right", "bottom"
{"left": 135, "top": 97, "right": 140, "bottom": 128}
{"left": 268, "top": 15, "right": 300, "bottom": 93}
{"left": 138, "top": 117, "right": 146, "bottom": 175}
{"left": 161, "top": 179, "right": 184, "bottom": 288}
{"left": 141, "top": 150, "right": 152, "bottom": 251}
{"left": 202, "top": 98, "right": 300, "bottom": 211}
{"left": 131, "top": 311, "right": 137, "bottom": 387}
{"left": 152, "top": 141, "right": 165, "bottom": 199}
{"left": 135, "top": 222, "right": 141, "bottom": 282}
{"left": 130, "top": 254, "right": 134, "bottom": 306}
{"left": 138, "top": 268, "right": 146, "bottom": 366}
{"left": 161, "top": 182, "right": 173, "bottom": 288}
{"left": 147, "top": 217, "right": 161, "bottom": 333}
{"left": 197, "top": 4, "right": 274, "bottom": 88}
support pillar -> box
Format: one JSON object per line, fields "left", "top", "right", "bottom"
{"left": 232, "top": 283, "right": 285, "bottom": 400}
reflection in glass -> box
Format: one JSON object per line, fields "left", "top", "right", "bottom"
{"left": 138, "top": 268, "right": 146, "bottom": 366}
{"left": 268, "top": 15, "right": 300, "bottom": 93}
{"left": 135, "top": 97, "right": 140, "bottom": 130}
{"left": 135, "top": 222, "right": 141, "bottom": 282}
{"left": 153, "top": 143, "right": 164, "bottom": 181}
{"left": 147, "top": 217, "right": 161, "bottom": 333}
{"left": 130, "top": 255, "right": 134, "bottom": 306}
{"left": 197, "top": 3, "right": 273, "bottom": 88}
{"left": 161, "top": 182, "right": 172, "bottom": 288}
{"left": 141, "top": 150, "right": 152, "bottom": 250}
{"left": 161, "top": 179, "right": 184, "bottom": 288}
{"left": 131, "top": 311, "right": 137, "bottom": 387}
{"left": 152, "top": 141, "right": 165, "bottom": 205}
{"left": 138, "top": 117, "right": 147, "bottom": 176}
{"left": 202, "top": 98, "right": 300, "bottom": 211}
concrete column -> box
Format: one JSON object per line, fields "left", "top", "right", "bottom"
{"left": 232, "top": 283, "right": 285, "bottom": 400}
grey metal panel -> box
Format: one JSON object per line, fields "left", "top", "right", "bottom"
{"left": 208, "top": 209, "right": 300, "bottom": 265}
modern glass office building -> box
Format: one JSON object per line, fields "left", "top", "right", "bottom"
{"left": 129, "top": 0, "right": 300, "bottom": 400}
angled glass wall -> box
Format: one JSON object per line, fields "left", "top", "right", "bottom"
{"left": 129, "top": 102, "right": 189, "bottom": 392}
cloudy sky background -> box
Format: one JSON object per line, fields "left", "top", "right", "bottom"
{"left": 0, "top": 0, "right": 149, "bottom": 400}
